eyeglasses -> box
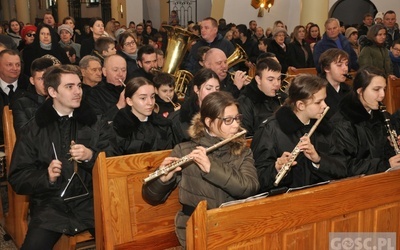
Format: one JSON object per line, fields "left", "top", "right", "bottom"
{"left": 217, "top": 114, "right": 243, "bottom": 125}
{"left": 124, "top": 41, "right": 136, "bottom": 47}
{"left": 392, "top": 47, "right": 400, "bottom": 52}
{"left": 26, "top": 33, "right": 36, "bottom": 37}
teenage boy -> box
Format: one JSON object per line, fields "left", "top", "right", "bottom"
{"left": 92, "top": 36, "right": 116, "bottom": 65}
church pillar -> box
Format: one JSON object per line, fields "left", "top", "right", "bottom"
{"left": 57, "top": 0, "right": 69, "bottom": 24}
{"left": 300, "top": 0, "right": 329, "bottom": 30}
{"left": 15, "top": 0, "right": 30, "bottom": 24}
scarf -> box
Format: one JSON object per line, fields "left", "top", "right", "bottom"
{"left": 40, "top": 41, "right": 52, "bottom": 50}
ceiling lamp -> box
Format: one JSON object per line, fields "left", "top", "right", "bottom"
{"left": 251, "top": 0, "right": 274, "bottom": 17}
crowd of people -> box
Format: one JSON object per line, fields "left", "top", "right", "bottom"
{"left": 0, "top": 8, "right": 400, "bottom": 249}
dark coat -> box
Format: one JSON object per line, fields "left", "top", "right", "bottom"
{"left": 109, "top": 106, "right": 174, "bottom": 156}
{"left": 286, "top": 39, "right": 315, "bottom": 68}
{"left": 80, "top": 36, "right": 95, "bottom": 58}
{"left": 169, "top": 94, "right": 199, "bottom": 144}
{"left": 324, "top": 81, "right": 351, "bottom": 118}
{"left": 267, "top": 40, "right": 288, "bottom": 73}
{"left": 11, "top": 85, "right": 46, "bottom": 136}
{"left": 251, "top": 106, "right": 346, "bottom": 192}
{"left": 185, "top": 33, "right": 235, "bottom": 74}
{"left": 155, "top": 94, "right": 179, "bottom": 118}
{"left": 330, "top": 93, "right": 392, "bottom": 176}
{"left": 313, "top": 33, "right": 359, "bottom": 73}
{"left": 0, "top": 74, "right": 30, "bottom": 144}
{"left": 8, "top": 99, "right": 113, "bottom": 235}
{"left": 117, "top": 50, "right": 138, "bottom": 81}
{"left": 143, "top": 114, "right": 259, "bottom": 246}
{"left": 359, "top": 41, "right": 393, "bottom": 76}
{"left": 238, "top": 79, "right": 286, "bottom": 136}
{"left": 87, "top": 81, "right": 124, "bottom": 121}
{"left": 220, "top": 76, "right": 240, "bottom": 99}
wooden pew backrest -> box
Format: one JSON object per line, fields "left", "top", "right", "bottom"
{"left": 384, "top": 78, "right": 400, "bottom": 114}
{"left": 3, "top": 106, "right": 29, "bottom": 248}
{"left": 94, "top": 139, "right": 253, "bottom": 249}
{"left": 93, "top": 151, "right": 181, "bottom": 250}
{"left": 186, "top": 171, "right": 400, "bottom": 249}
{"left": 287, "top": 67, "right": 317, "bottom": 76}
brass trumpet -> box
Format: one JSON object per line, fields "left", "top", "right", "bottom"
{"left": 227, "top": 71, "right": 253, "bottom": 82}
{"left": 167, "top": 97, "right": 181, "bottom": 111}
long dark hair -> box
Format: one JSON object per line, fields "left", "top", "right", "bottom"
{"left": 353, "top": 66, "right": 386, "bottom": 93}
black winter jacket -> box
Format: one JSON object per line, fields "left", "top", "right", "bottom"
{"left": 11, "top": 85, "right": 46, "bottom": 135}
{"left": 286, "top": 39, "right": 315, "bottom": 68}
{"left": 87, "top": 81, "right": 124, "bottom": 121}
{"left": 238, "top": 79, "right": 286, "bottom": 136}
{"left": 8, "top": 99, "right": 113, "bottom": 235}
{"left": 330, "top": 93, "right": 393, "bottom": 176}
{"left": 251, "top": 106, "right": 346, "bottom": 192}
{"left": 109, "top": 106, "right": 174, "bottom": 155}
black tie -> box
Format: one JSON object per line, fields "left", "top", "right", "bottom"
{"left": 7, "top": 85, "right": 14, "bottom": 99}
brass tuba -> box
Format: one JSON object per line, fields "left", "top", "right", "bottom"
{"left": 227, "top": 43, "right": 248, "bottom": 69}
{"left": 162, "top": 25, "right": 199, "bottom": 99}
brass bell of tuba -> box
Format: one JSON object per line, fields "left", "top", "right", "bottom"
{"left": 162, "top": 25, "right": 199, "bottom": 99}
{"left": 227, "top": 43, "right": 248, "bottom": 69}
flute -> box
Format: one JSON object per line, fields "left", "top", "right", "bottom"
{"left": 379, "top": 102, "right": 400, "bottom": 154}
{"left": 274, "top": 106, "right": 330, "bottom": 186}
{"left": 143, "top": 130, "right": 247, "bottom": 183}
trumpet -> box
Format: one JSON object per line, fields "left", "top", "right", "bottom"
{"left": 379, "top": 102, "right": 400, "bottom": 154}
{"left": 343, "top": 73, "right": 353, "bottom": 80}
{"left": 274, "top": 106, "right": 330, "bottom": 186}
{"left": 227, "top": 71, "right": 253, "bottom": 82}
{"left": 167, "top": 97, "right": 181, "bottom": 111}
{"left": 143, "top": 130, "right": 247, "bottom": 183}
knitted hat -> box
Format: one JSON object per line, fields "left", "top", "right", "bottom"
{"left": 375, "top": 12, "right": 384, "bottom": 21}
{"left": 272, "top": 27, "right": 287, "bottom": 37}
{"left": 21, "top": 25, "right": 37, "bottom": 39}
{"left": 345, "top": 27, "right": 358, "bottom": 39}
{"left": 115, "top": 28, "right": 127, "bottom": 40}
{"left": 57, "top": 24, "right": 73, "bottom": 35}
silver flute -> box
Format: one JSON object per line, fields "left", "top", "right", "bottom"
{"left": 143, "top": 130, "right": 247, "bottom": 183}
{"left": 379, "top": 102, "right": 400, "bottom": 154}
{"left": 274, "top": 107, "right": 330, "bottom": 186}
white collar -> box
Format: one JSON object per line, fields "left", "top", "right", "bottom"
{"left": 0, "top": 78, "right": 18, "bottom": 95}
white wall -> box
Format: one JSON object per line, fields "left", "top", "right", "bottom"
{"left": 126, "top": 0, "right": 143, "bottom": 27}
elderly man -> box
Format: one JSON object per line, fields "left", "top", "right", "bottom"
{"left": 383, "top": 10, "right": 400, "bottom": 49}
{"left": 79, "top": 55, "right": 102, "bottom": 99}
{"left": 313, "top": 18, "right": 358, "bottom": 73}
{"left": 203, "top": 48, "right": 248, "bottom": 98}
{"left": 185, "top": 17, "right": 234, "bottom": 74}
{"left": 87, "top": 54, "right": 127, "bottom": 121}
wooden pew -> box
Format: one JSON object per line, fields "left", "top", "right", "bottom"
{"left": 93, "top": 151, "right": 181, "bottom": 250}
{"left": 287, "top": 67, "right": 317, "bottom": 76}
{"left": 186, "top": 171, "right": 400, "bottom": 249}
{"left": 93, "top": 138, "right": 253, "bottom": 249}
{"left": 2, "top": 106, "right": 93, "bottom": 249}
{"left": 2, "top": 106, "right": 28, "bottom": 248}
{"left": 383, "top": 78, "right": 400, "bottom": 114}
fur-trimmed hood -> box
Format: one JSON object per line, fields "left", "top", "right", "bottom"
{"left": 338, "top": 92, "right": 384, "bottom": 124}
{"left": 113, "top": 106, "right": 172, "bottom": 138}
{"left": 275, "top": 105, "right": 332, "bottom": 135}
{"left": 188, "top": 113, "right": 247, "bottom": 155}
{"left": 35, "top": 98, "right": 97, "bottom": 128}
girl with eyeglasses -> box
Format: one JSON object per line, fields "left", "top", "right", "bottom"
{"left": 143, "top": 91, "right": 259, "bottom": 247}
{"left": 109, "top": 77, "right": 174, "bottom": 155}
{"left": 251, "top": 74, "right": 346, "bottom": 192}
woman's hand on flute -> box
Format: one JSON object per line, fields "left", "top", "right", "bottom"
{"left": 159, "top": 157, "right": 181, "bottom": 182}
{"left": 189, "top": 146, "right": 211, "bottom": 173}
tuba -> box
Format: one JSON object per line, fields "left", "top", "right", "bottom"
{"left": 227, "top": 43, "right": 248, "bottom": 69}
{"left": 162, "top": 25, "right": 199, "bottom": 99}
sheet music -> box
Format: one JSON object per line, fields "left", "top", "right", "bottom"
{"left": 286, "top": 180, "right": 330, "bottom": 193}
{"left": 219, "top": 192, "right": 269, "bottom": 208}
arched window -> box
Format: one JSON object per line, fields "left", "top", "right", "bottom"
{"left": 330, "top": 0, "right": 377, "bottom": 27}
